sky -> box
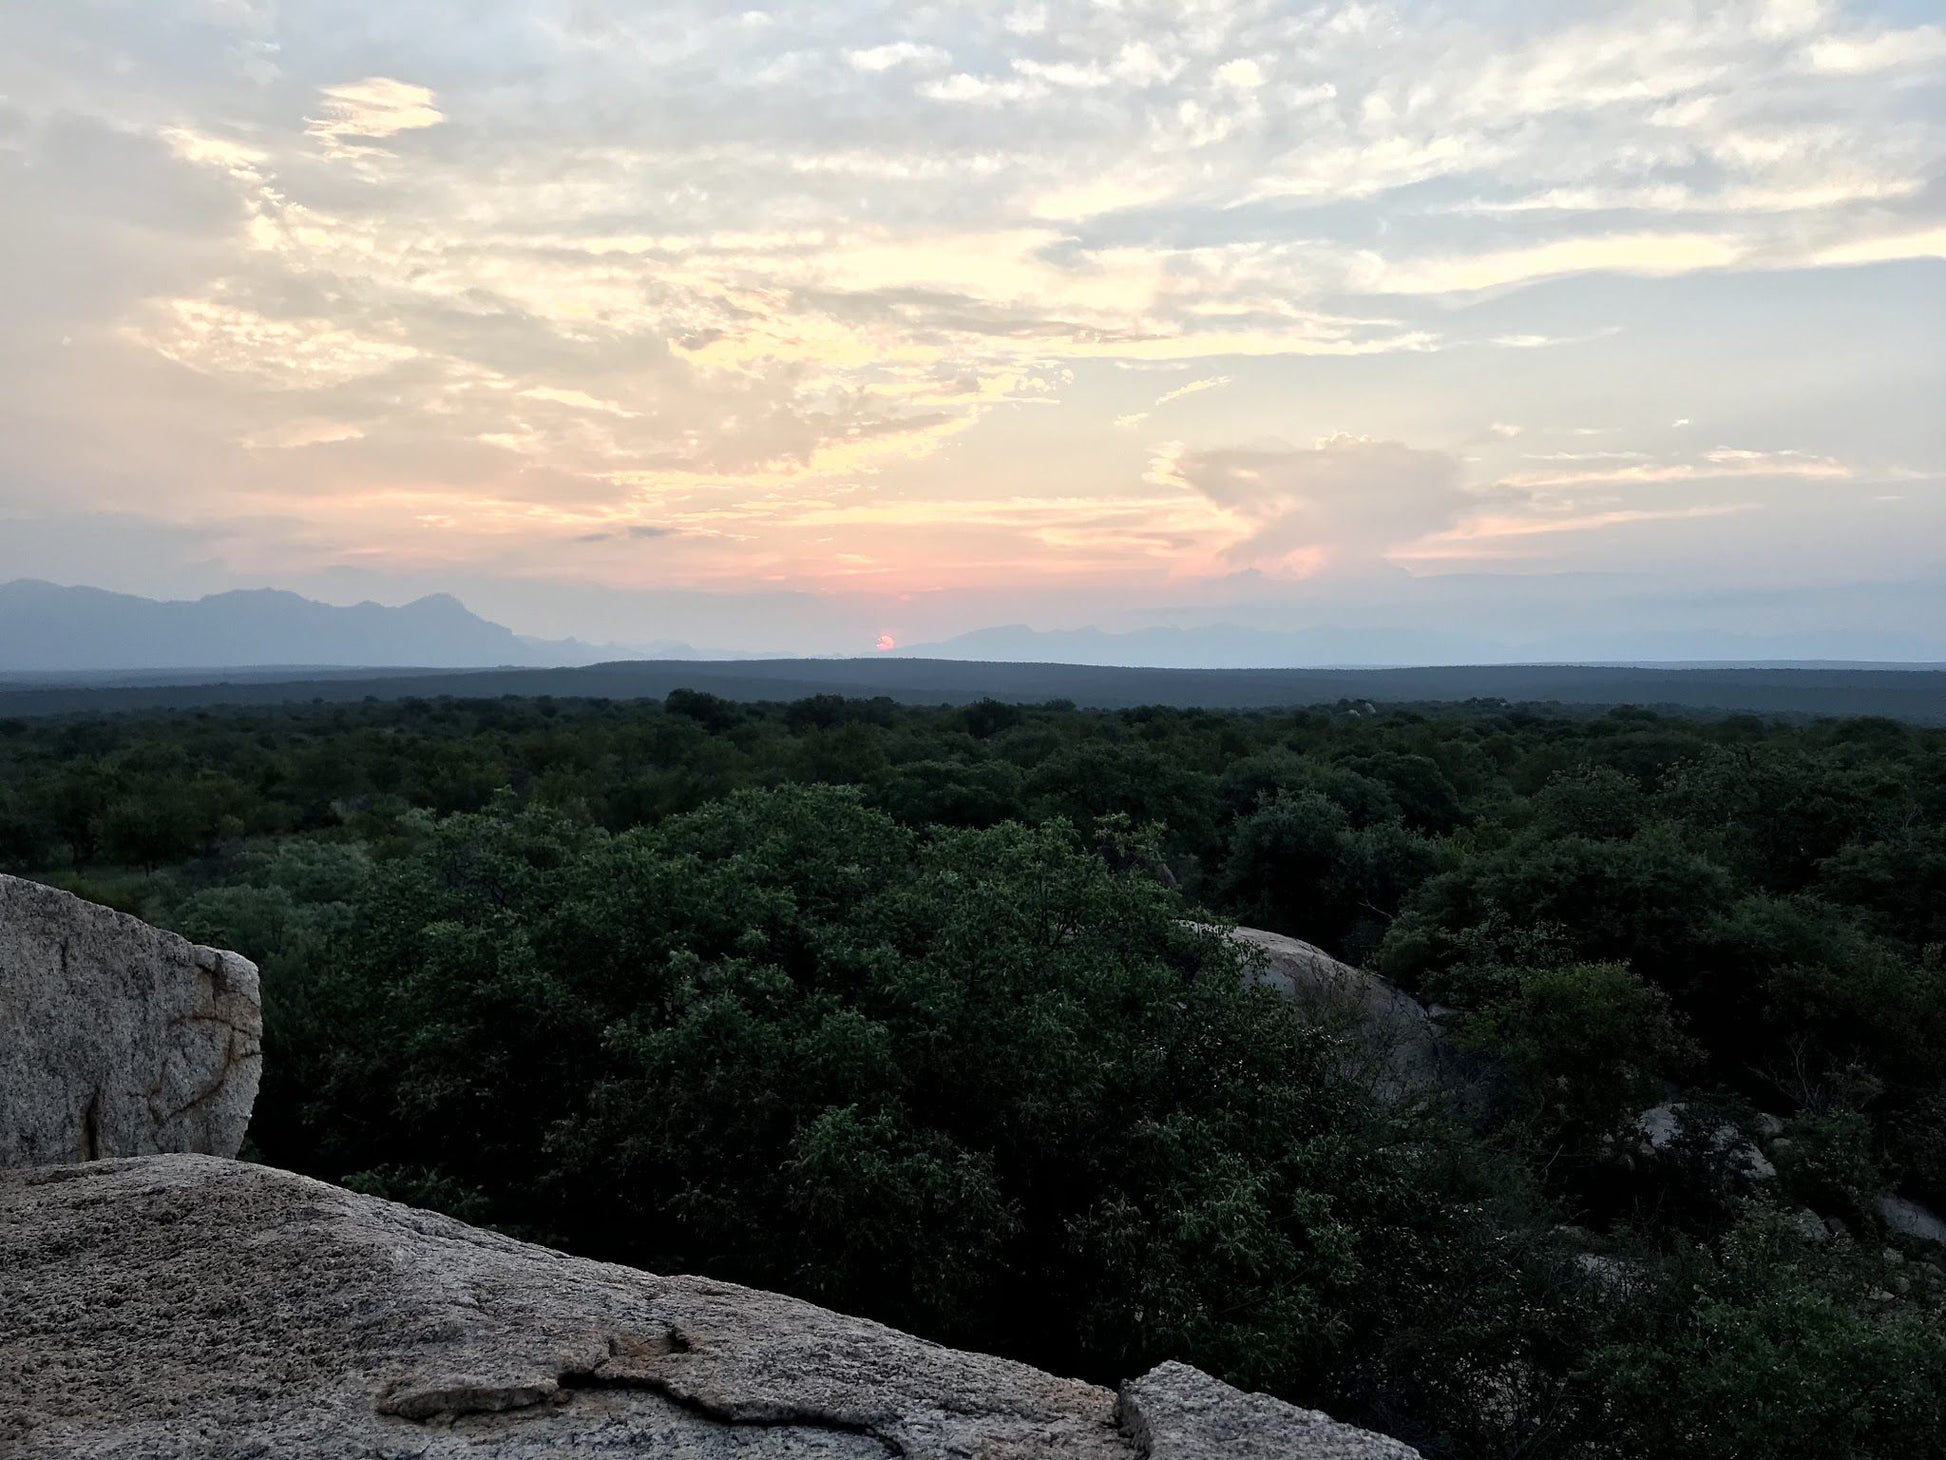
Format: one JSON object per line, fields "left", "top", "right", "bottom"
{"left": 0, "top": 0, "right": 1941, "bottom": 660}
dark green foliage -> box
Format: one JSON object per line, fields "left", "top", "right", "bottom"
{"left": 1888, "top": 1084, "right": 1946, "bottom": 1209}
{"left": 1586, "top": 1214, "right": 1946, "bottom": 1460}
{"left": 1215, "top": 792, "right": 1437, "bottom": 959}
{"left": 3, "top": 693, "right": 1944, "bottom": 1458}
{"left": 0, "top": 782, "right": 46, "bottom": 866}
{"left": 273, "top": 787, "right": 1510, "bottom": 1415}
{"left": 1774, "top": 1109, "right": 1885, "bottom": 1222}
{"left": 663, "top": 687, "right": 743, "bottom": 733}
{"left": 1457, "top": 962, "right": 1696, "bottom": 1152}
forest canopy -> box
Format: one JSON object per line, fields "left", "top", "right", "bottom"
{"left": 3, "top": 691, "right": 1944, "bottom": 1459}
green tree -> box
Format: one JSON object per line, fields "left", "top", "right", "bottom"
{"left": 1458, "top": 961, "right": 1697, "bottom": 1156}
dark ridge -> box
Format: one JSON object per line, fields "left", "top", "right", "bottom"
{"left": 1, "top": 658, "right": 1943, "bottom": 722}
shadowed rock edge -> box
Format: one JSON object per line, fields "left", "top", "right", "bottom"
{"left": 0, "top": 1155, "right": 1418, "bottom": 1458}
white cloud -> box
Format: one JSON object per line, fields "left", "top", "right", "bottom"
{"left": 1214, "top": 58, "right": 1265, "bottom": 90}
{"left": 1504, "top": 447, "right": 1853, "bottom": 489}
{"left": 848, "top": 42, "right": 949, "bottom": 72}
{"left": 1803, "top": 26, "right": 1946, "bottom": 74}
{"left": 920, "top": 72, "right": 1043, "bottom": 104}
{"left": 1376, "top": 234, "right": 1746, "bottom": 295}
{"left": 1003, "top": 4, "right": 1047, "bottom": 36}
{"left": 1155, "top": 375, "right": 1233, "bottom": 406}
{"left": 0, "top": 0, "right": 1940, "bottom": 618}
{"left": 132, "top": 299, "right": 421, "bottom": 389}
{"left": 520, "top": 386, "right": 641, "bottom": 417}
{"left": 1013, "top": 58, "right": 1113, "bottom": 89}
{"left": 1157, "top": 435, "right": 1477, "bottom": 572}
{"left": 1813, "top": 227, "right": 1946, "bottom": 267}
{"left": 306, "top": 78, "right": 444, "bottom": 158}
{"left": 242, "top": 419, "right": 367, "bottom": 451}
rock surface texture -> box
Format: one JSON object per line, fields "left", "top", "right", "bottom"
{"left": 1217, "top": 925, "right": 1452, "bottom": 1100}
{"left": 0, "top": 1155, "right": 1419, "bottom": 1459}
{"left": 1880, "top": 1193, "right": 1946, "bottom": 1246}
{"left": 0, "top": 874, "right": 261, "bottom": 1168}
{"left": 1632, "top": 1102, "right": 1776, "bottom": 1182}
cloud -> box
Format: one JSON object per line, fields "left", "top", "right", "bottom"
{"left": 1375, "top": 235, "right": 1747, "bottom": 296}
{"left": 1503, "top": 448, "right": 1853, "bottom": 489}
{"left": 1155, "top": 435, "right": 1477, "bottom": 573}
{"left": 1803, "top": 25, "right": 1946, "bottom": 74}
{"left": 1154, "top": 375, "right": 1232, "bottom": 407}
{"left": 574, "top": 524, "right": 679, "bottom": 542}
{"left": 519, "top": 386, "right": 641, "bottom": 417}
{"left": 131, "top": 299, "right": 421, "bottom": 388}
{"left": 1813, "top": 227, "right": 1946, "bottom": 267}
{"left": 306, "top": 78, "right": 444, "bottom": 156}
{"left": 1409, "top": 503, "right": 1758, "bottom": 556}
{"left": 0, "top": 0, "right": 1940, "bottom": 625}
{"left": 1214, "top": 58, "right": 1264, "bottom": 90}
{"left": 242, "top": 419, "right": 368, "bottom": 451}
{"left": 848, "top": 43, "right": 949, "bottom": 72}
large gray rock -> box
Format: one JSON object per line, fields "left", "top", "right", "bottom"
{"left": 0, "top": 1155, "right": 1416, "bottom": 1459}
{"left": 1214, "top": 925, "right": 1452, "bottom": 1100}
{"left": 1880, "top": 1193, "right": 1946, "bottom": 1246}
{"left": 0, "top": 874, "right": 261, "bottom": 1168}
{"left": 1120, "top": 1363, "right": 1419, "bottom": 1460}
{"left": 1632, "top": 1102, "right": 1775, "bottom": 1182}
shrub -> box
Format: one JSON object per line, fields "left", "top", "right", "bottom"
{"left": 1457, "top": 962, "right": 1696, "bottom": 1155}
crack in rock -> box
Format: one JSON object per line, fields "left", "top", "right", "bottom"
{"left": 377, "top": 1328, "right": 904, "bottom": 1454}
{"left": 3, "top": 1149, "right": 1416, "bottom": 1457}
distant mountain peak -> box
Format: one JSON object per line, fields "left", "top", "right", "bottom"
{"left": 0, "top": 580, "right": 643, "bottom": 674}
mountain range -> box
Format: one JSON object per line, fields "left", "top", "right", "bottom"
{"left": 900, "top": 612, "right": 1946, "bottom": 668}
{"left": 7, "top": 579, "right": 1944, "bottom": 678}
{"left": 897, "top": 623, "right": 1482, "bottom": 668}
{"left": 0, "top": 581, "right": 646, "bottom": 673}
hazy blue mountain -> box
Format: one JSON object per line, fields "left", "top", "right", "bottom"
{"left": 898, "top": 622, "right": 1491, "bottom": 668}
{"left": 0, "top": 581, "right": 641, "bottom": 672}
{"left": 901, "top": 608, "right": 1946, "bottom": 668}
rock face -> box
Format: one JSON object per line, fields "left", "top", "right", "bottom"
{"left": 1120, "top": 1363, "right": 1418, "bottom": 1460}
{"left": 1217, "top": 925, "right": 1452, "bottom": 1100}
{"left": 1632, "top": 1102, "right": 1776, "bottom": 1182}
{"left": 1880, "top": 1193, "right": 1946, "bottom": 1246}
{"left": 0, "top": 874, "right": 261, "bottom": 1168}
{"left": 0, "top": 1155, "right": 1418, "bottom": 1459}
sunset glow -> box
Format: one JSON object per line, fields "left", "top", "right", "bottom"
{"left": 0, "top": 1, "right": 1940, "bottom": 657}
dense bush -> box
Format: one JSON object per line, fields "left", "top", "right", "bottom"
{"left": 264, "top": 790, "right": 1512, "bottom": 1408}
{"left": 4, "top": 693, "right": 1945, "bottom": 1457}
{"left": 1456, "top": 961, "right": 1696, "bottom": 1153}
{"left": 1587, "top": 1213, "right": 1946, "bottom": 1459}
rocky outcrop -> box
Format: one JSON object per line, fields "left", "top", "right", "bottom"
{"left": 1880, "top": 1194, "right": 1946, "bottom": 1246}
{"left": 1632, "top": 1102, "right": 1776, "bottom": 1182}
{"left": 1119, "top": 1362, "right": 1418, "bottom": 1459}
{"left": 1216, "top": 925, "right": 1452, "bottom": 1100}
{"left": 0, "top": 1155, "right": 1416, "bottom": 1458}
{"left": 0, "top": 874, "right": 260, "bottom": 1168}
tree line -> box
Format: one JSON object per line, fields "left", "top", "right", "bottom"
{"left": 2, "top": 691, "right": 1943, "bottom": 1457}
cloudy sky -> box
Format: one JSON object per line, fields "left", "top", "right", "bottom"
{"left": 1, "top": 0, "right": 1941, "bottom": 658}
